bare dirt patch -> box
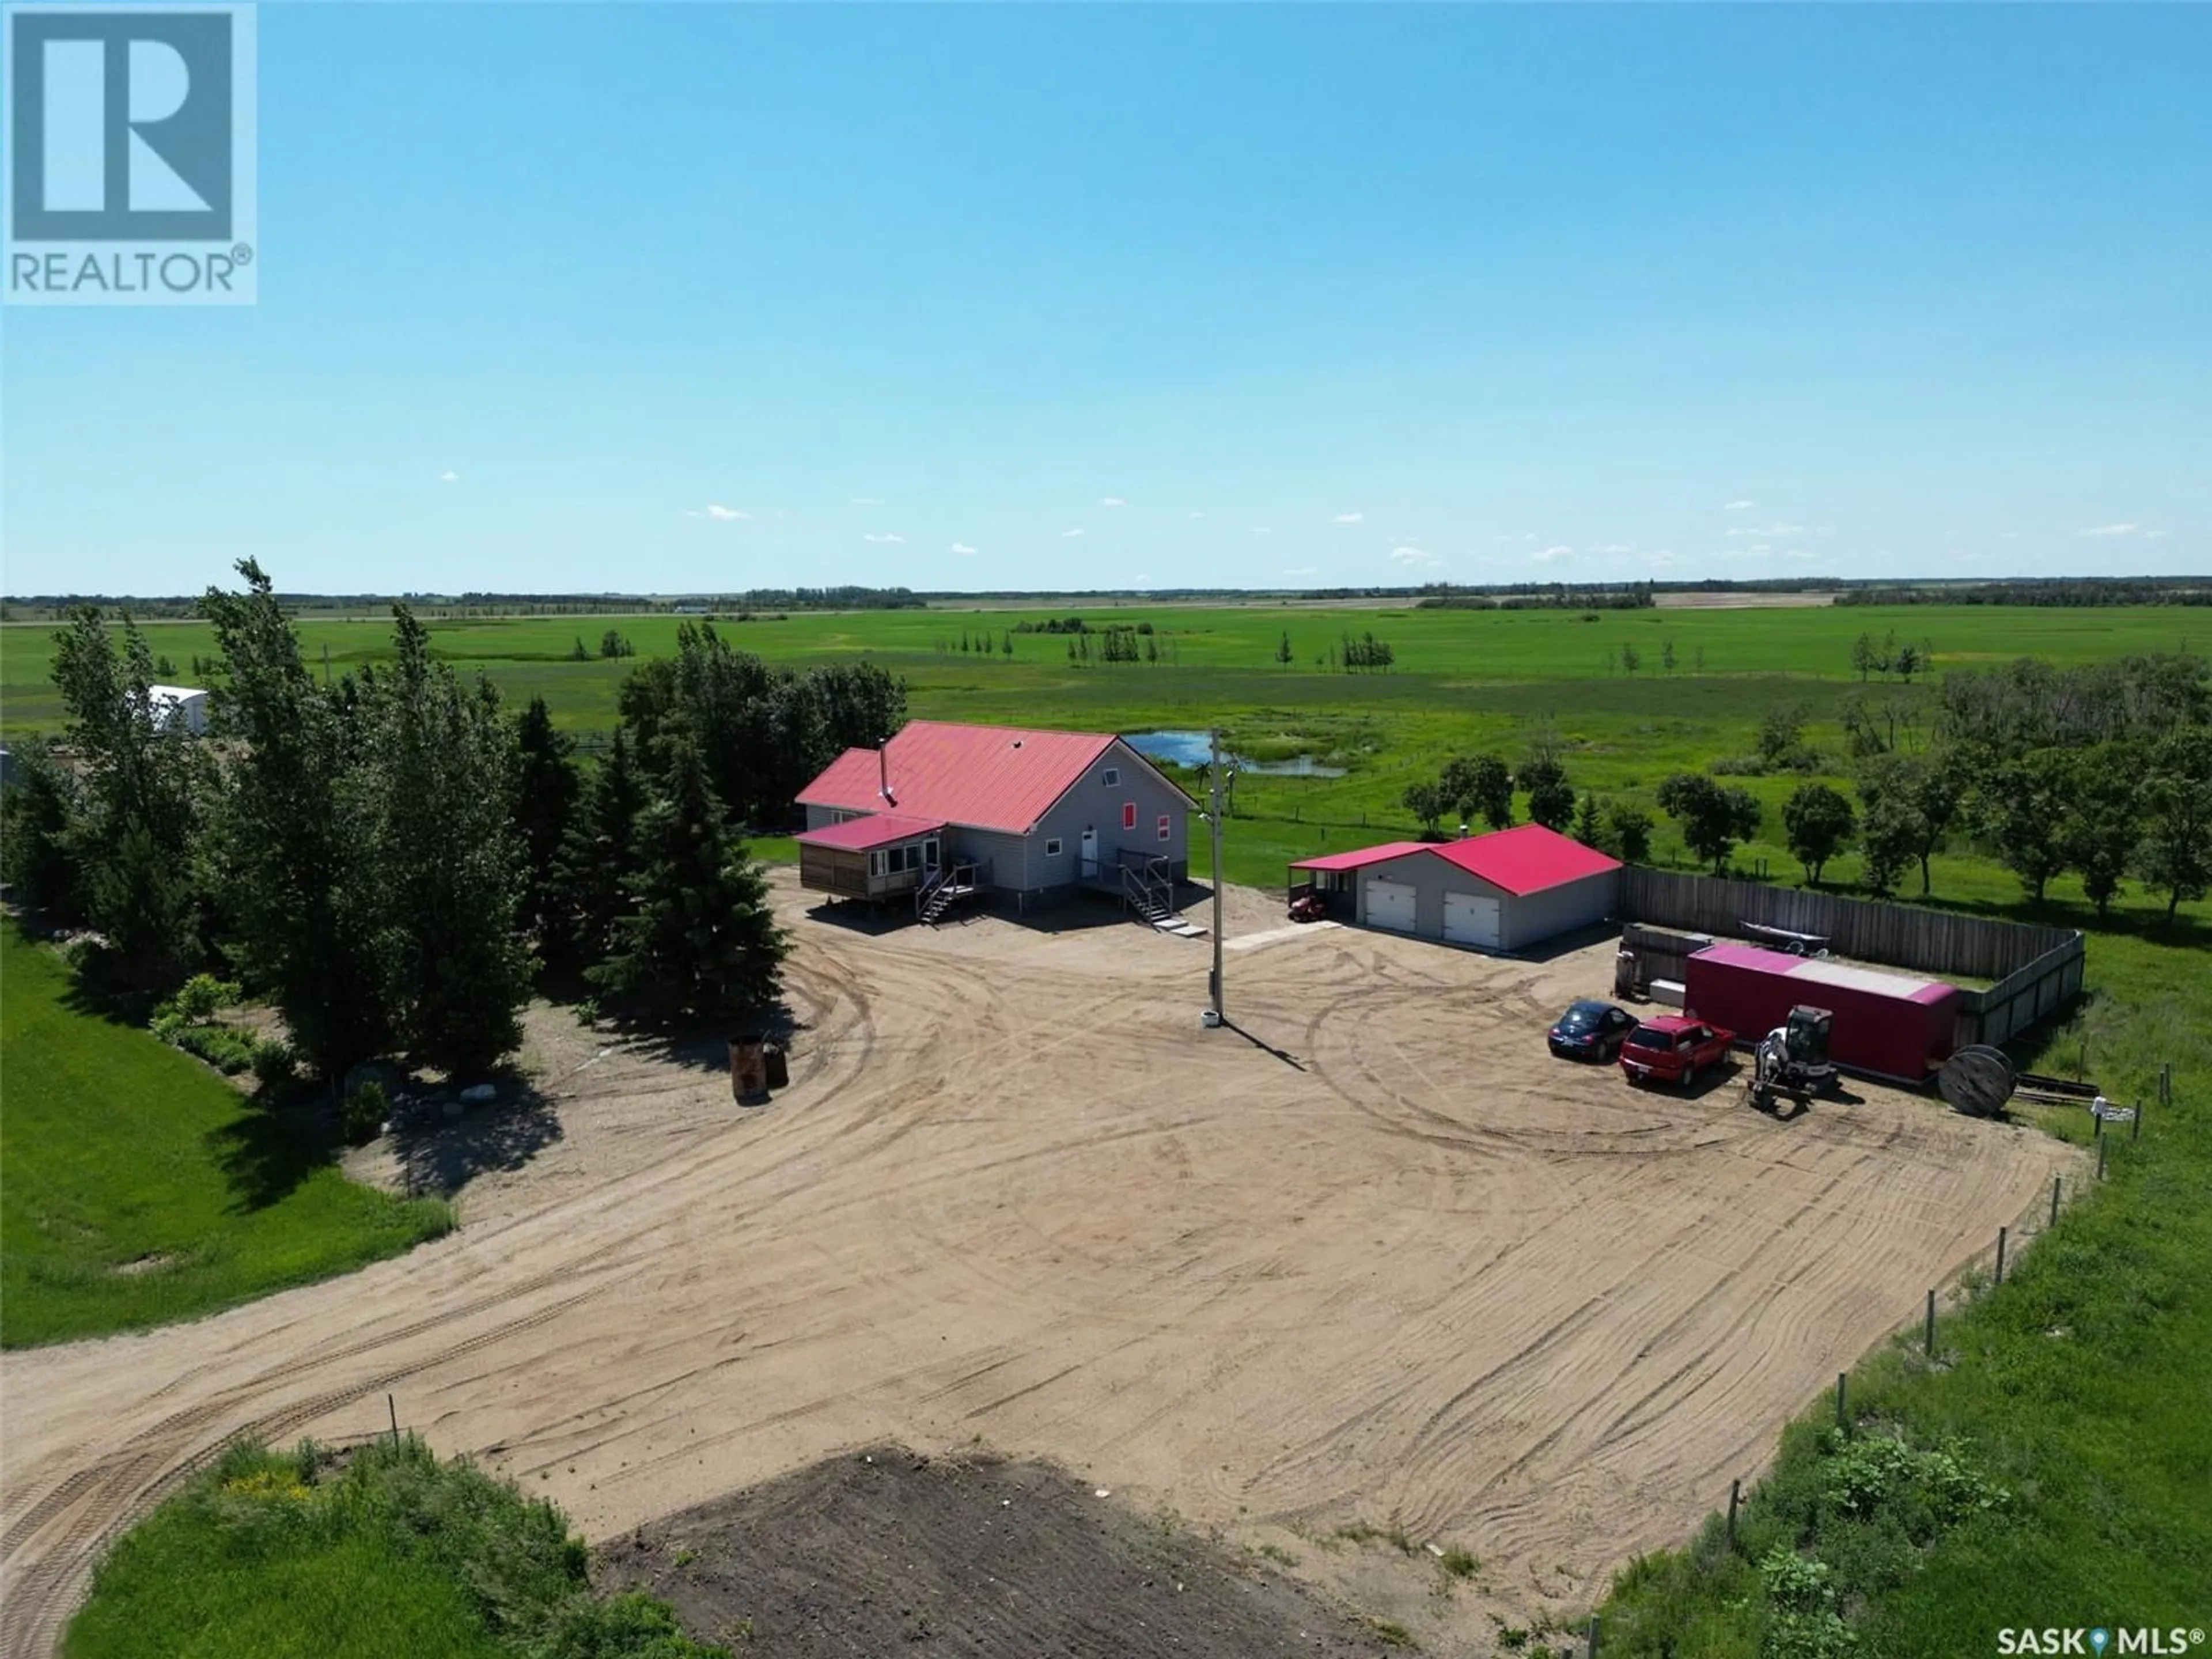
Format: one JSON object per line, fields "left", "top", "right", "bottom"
{"left": 0, "top": 871, "right": 2077, "bottom": 1658}
{"left": 593, "top": 1444, "right": 1380, "bottom": 1656}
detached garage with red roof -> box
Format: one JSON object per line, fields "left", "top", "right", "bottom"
{"left": 1289, "top": 824, "right": 1621, "bottom": 952}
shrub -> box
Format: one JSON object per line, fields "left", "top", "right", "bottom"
{"left": 344, "top": 1081, "right": 389, "bottom": 1146}
{"left": 170, "top": 973, "right": 243, "bottom": 1024}
{"left": 173, "top": 1023, "right": 256, "bottom": 1075}
{"left": 250, "top": 1036, "right": 297, "bottom": 1093}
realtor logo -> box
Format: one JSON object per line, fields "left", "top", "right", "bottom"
{"left": 5, "top": 3, "right": 257, "bottom": 304}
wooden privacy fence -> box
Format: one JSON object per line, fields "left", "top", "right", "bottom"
{"left": 1616, "top": 868, "right": 2084, "bottom": 1048}
{"left": 1957, "top": 933, "right": 2086, "bottom": 1048}
{"left": 1617, "top": 868, "right": 2075, "bottom": 980}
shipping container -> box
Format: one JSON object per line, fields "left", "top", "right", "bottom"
{"left": 1684, "top": 943, "right": 1960, "bottom": 1083}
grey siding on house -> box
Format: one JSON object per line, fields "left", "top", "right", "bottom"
{"left": 1024, "top": 738, "right": 1192, "bottom": 892}
{"left": 946, "top": 825, "right": 1029, "bottom": 895}
{"left": 1353, "top": 850, "right": 1619, "bottom": 951}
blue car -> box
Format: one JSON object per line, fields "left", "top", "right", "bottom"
{"left": 1548, "top": 999, "right": 1636, "bottom": 1061}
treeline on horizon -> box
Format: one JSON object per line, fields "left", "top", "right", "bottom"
{"left": 7, "top": 574, "right": 2210, "bottom": 623}
{"left": 1835, "top": 576, "right": 2212, "bottom": 607}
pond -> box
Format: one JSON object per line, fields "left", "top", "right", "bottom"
{"left": 1125, "top": 729, "right": 1347, "bottom": 778}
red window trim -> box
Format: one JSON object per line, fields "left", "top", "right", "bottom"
{"left": 1122, "top": 801, "right": 1137, "bottom": 831}
{"left": 1156, "top": 813, "right": 1171, "bottom": 842}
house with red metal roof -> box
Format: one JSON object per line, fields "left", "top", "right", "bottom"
{"left": 1289, "top": 823, "right": 1620, "bottom": 951}
{"left": 795, "top": 720, "right": 1192, "bottom": 922}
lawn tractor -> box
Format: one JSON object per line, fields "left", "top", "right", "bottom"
{"left": 1746, "top": 1005, "right": 1837, "bottom": 1112}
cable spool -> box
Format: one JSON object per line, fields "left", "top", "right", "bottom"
{"left": 1939, "top": 1044, "right": 2017, "bottom": 1118}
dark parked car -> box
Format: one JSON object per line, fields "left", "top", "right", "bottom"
{"left": 1548, "top": 999, "right": 1637, "bottom": 1060}
{"left": 1619, "top": 1016, "right": 1736, "bottom": 1088}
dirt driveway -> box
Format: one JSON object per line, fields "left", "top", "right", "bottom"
{"left": 0, "top": 873, "right": 2076, "bottom": 1656}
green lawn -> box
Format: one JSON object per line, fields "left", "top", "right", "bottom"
{"left": 66, "top": 1437, "right": 719, "bottom": 1659}
{"left": 1597, "top": 925, "right": 2212, "bottom": 1656}
{"left": 0, "top": 925, "right": 454, "bottom": 1349}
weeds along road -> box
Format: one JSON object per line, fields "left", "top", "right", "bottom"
{"left": 0, "top": 873, "right": 2079, "bottom": 1657}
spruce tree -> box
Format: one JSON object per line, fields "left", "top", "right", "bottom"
{"left": 204, "top": 560, "right": 393, "bottom": 1082}
{"left": 555, "top": 727, "right": 649, "bottom": 973}
{"left": 591, "top": 735, "right": 788, "bottom": 1025}
{"left": 511, "top": 696, "right": 580, "bottom": 952}
{"left": 358, "top": 608, "right": 531, "bottom": 1077}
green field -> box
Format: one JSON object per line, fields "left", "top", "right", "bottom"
{"left": 0, "top": 925, "right": 454, "bottom": 1349}
{"left": 7, "top": 603, "right": 2206, "bottom": 922}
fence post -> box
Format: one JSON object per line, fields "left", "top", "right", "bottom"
{"left": 1925, "top": 1289, "right": 1936, "bottom": 1357}
{"left": 2050, "top": 1175, "right": 2061, "bottom": 1230}
{"left": 1727, "top": 1478, "right": 1741, "bottom": 1547}
{"left": 2133, "top": 1098, "right": 2142, "bottom": 1142}
{"left": 1835, "top": 1372, "right": 1847, "bottom": 1430}
{"left": 388, "top": 1393, "right": 399, "bottom": 1445}
{"left": 1994, "top": 1226, "right": 2007, "bottom": 1287}
{"left": 2093, "top": 1105, "right": 2104, "bottom": 1141}
{"left": 1586, "top": 1612, "right": 1601, "bottom": 1658}
{"left": 2097, "top": 1135, "right": 2109, "bottom": 1181}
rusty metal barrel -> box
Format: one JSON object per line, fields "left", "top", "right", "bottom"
{"left": 763, "top": 1042, "right": 789, "bottom": 1090}
{"left": 729, "top": 1034, "right": 768, "bottom": 1101}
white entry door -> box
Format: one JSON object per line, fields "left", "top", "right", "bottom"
{"left": 1365, "top": 878, "right": 1417, "bottom": 932}
{"left": 1080, "top": 827, "right": 1099, "bottom": 879}
{"left": 1444, "top": 891, "right": 1502, "bottom": 948}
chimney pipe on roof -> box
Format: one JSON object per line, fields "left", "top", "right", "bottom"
{"left": 878, "top": 744, "right": 893, "bottom": 805}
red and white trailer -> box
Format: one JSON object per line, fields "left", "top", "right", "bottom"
{"left": 1683, "top": 942, "right": 1960, "bottom": 1084}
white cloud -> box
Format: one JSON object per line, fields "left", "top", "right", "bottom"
{"left": 862, "top": 532, "right": 905, "bottom": 544}
{"left": 1332, "top": 512, "right": 1364, "bottom": 525}
{"left": 1282, "top": 565, "right": 1320, "bottom": 577}
{"left": 1647, "top": 550, "right": 1677, "bottom": 567}
{"left": 700, "top": 504, "right": 748, "bottom": 521}
{"left": 440, "top": 469, "right": 460, "bottom": 483}
{"left": 851, "top": 495, "right": 883, "bottom": 507}
{"left": 1726, "top": 522, "right": 1804, "bottom": 539}
{"left": 1134, "top": 573, "right": 1152, "bottom": 585}
{"left": 1724, "top": 499, "right": 1755, "bottom": 511}
{"left": 1099, "top": 497, "right": 1126, "bottom": 508}
{"left": 1533, "top": 545, "right": 1574, "bottom": 563}
{"left": 1062, "top": 528, "right": 1086, "bottom": 538}
{"left": 1188, "top": 510, "right": 1205, "bottom": 520}
{"left": 2078, "top": 522, "right": 2142, "bottom": 538}
{"left": 1389, "top": 546, "right": 1441, "bottom": 567}
{"left": 949, "top": 543, "right": 978, "bottom": 556}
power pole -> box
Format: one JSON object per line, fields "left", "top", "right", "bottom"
{"left": 1209, "top": 727, "right": 1225, "bottom": 1023}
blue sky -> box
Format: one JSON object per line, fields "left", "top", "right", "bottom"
{"left": 4, "top": 3, "right": 2208, "bottom": 596}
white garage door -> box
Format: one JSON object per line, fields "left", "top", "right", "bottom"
{"left": 1365, "top": 878, "right": 1418, "bottom": 933}
{"left": 1444, "top": 891, "right": 1502, "bottom": 948}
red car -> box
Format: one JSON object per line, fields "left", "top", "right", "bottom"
{"left": 1618, "top": 1016, "right": 1735, "bottom": 1088}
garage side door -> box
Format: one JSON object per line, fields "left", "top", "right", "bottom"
{"left": 1443, "top": 891, "right": 1501, "bottom": 948}
{"left": 1365, "top": 878, "right": 1418, "bottom": 933}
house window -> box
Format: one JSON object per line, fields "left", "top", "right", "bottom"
{"left": 1122, "top": 802, "right": 1137, "bottom": 831}
{"left": 1044, "top": 838, "right": 1063, "bottom": 857}
{"left": 923, "top": 838, "right": 940, "bottom": 868}
{"left": 1157, "top": 814, "right": 1172, "bottom": 842}
{"left": 868, "top": 851, "right": 885, "bottom": 877}
{"left": 1103, "top": 767, "right": 1120, "bottom": 787}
